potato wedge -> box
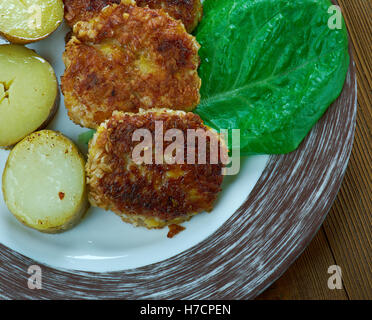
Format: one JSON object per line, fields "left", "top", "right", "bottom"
{"left": 0, "top": 45, "right": 59, "bottom": 148}
{"left": 2, "top": 130, "right": 89, "bottom": 233}
{"left": 0, "top": 0, "right": 64, "bottom": 44}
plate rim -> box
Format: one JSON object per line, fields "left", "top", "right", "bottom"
{"left": 0, "top": 27, "right": 357, "bottom": 302}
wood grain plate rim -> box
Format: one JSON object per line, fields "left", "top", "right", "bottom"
{"left": 0, "top": 36, "right": 357, "bottom": 301}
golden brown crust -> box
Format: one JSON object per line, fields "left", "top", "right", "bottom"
{"left": 136, "top": 0, "right": 202, "bottom": 32}
{"left": 63, "top": 0, "right": 202, "bottom": 32}
{"left": 64, "top": 0, "right": 120, "bottom": 27}
{"left": 167, "top": 224, "right": 185, "bottom": 238}
{"left": 61, "top": 2, "right": 201, "bottom": 129}
{"left": 86, "top": 109, "right": 226, "bottom": 228}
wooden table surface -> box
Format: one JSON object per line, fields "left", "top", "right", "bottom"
{"left": 257, "top": 0, "right": 371, "bottom": 300}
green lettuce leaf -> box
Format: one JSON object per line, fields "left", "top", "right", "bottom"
{"left": 195, "top": 0, "right": 349, "bottom": 155}
{"left": 78, "top": 129, "right": 96, "bottom": 145}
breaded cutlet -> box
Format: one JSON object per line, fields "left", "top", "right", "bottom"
{"left": 86, "top": 109, "right": 227, "bottom": 230}
{"left": 61, "top": 0, "right": 201, "bottom": 129}
{"left": 63, "top": 0, "right": 203, "bottom": 32}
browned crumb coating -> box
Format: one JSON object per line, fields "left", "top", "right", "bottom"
{"left": 61, "top": 1, "right": 201, "bottom": 129}
{"left": 63, "top": 0, "right": 203, "bottom": 32}
{"left": 86, "top": 109, "right": 226, "bottom": 229}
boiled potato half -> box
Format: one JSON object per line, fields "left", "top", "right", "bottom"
{"left": 0, "top": 45, "right": 59, "bottom": 148}
{"left": 0, "top": 0, "right": 64, "bottom": 44}
{"left": 2, "top": 130, "right": 89, "bottom": 233}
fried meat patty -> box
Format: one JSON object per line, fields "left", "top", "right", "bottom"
{"left": 86, "top": 109, "right": 226, "bottom": 229}
{"left": 63, "top": 0, "right": 203, "bottom": 32}
{"left": 61, "top": 0, "right": 201, "bottom": 129}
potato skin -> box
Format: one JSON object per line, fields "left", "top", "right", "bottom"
{"left": 28, "top": 197, "right": 89, "bottom": 234}
{"left": 8, "top": 195, "right": 89, "bottom": 234}
{"left": 36, "top": 87, "right": 60, "bottom": 133}
{"left": 2, "top": 130, "right": 89, "bottom": 233}
{"left": 31, "top": 55, "right": 60, "bottom": 136}
{"left": 0, "top": 0, "right": 64, "bottom": 44}
{"left": 0, "top": 31, "right": 56, "bottom": 45}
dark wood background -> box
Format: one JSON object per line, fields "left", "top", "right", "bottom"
{"left": 257, "top": 0, "right": 371, "bottom": 300}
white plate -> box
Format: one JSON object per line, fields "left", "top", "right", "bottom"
{"left": 0, "top": 23, "right": 269, "bottom": 272}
